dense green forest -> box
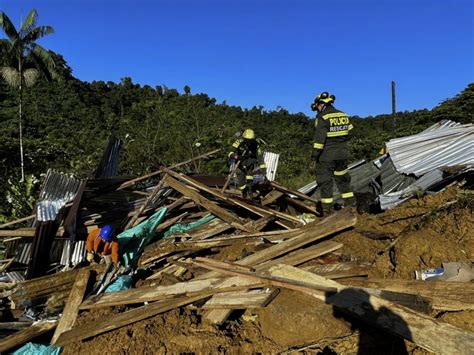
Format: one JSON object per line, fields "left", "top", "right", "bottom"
{"left": 0, "top": 52, "right": 473, "bottom": 221}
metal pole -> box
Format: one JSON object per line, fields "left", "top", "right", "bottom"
{"left": 391, "top": 80, "right": 397, "bottom": 128}
{"left": 391, "top": 81, "right": 396, "bottom": 115}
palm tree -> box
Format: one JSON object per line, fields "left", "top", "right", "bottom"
{"left": 0, "top": 9, "right": 58, "bottom": 181}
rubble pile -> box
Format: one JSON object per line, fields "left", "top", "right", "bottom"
{"left": 0, "top": 125, "right": 472, "bottom": 354}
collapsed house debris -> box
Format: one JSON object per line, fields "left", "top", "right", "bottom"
{"left": 0, "top": 126, "right": 473, "bottom": 353}
{"left": 306, "top": 120, "right": 474, "bottom": 211}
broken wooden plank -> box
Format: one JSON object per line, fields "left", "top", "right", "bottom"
{"left": 0, "top": 214, "right": 36, "bottom": 229}
{"left": 201, "top": 210, "right": 356, "bottom": 324}
{"left": 202, "top": 289, "right": 279, "bottom": 309}
{"left": 261, "top": 190, "right": 284, "bottom": 206}
{"left": 164, "top": 169, "right": 302, "bottom": 225}
{"left": 0, "top": 321, "right": 33, "bottom": 330}
{"left": 258, "top": 240, "right": 343, "bottom": 270}
{"left": 156, "top": 212, "right": 188, "bottom": 232}
{"left": 117, "top": 149, "right": 221, "bottom": 190}
{"left": 79, "top": 277, "right": 262, "bottom": 310}
{"left": 341, "top": 279, "right": 474, "bottom": 311}
{"left": 269, "top": 264, "right": 474, "bottom": 355}
{"left": 162, "top": 174, "right": 253, "bottom": 232}
{"left": 193, "top": 258, "right": 337, "bottom": 294}
{"left": 51, "top": 268, "right": 91, "bottom": 344}
{"left": 56, "top": 294, "right": 207, "bottom": 346}
{"left": 0, "top": 321, "right": 57, "bottom": 353}
{"left": 125, "top": 179, "right": 166, "bottom": 229}
{"left": 270, "top": 181, "right": 318, "bottom": 203}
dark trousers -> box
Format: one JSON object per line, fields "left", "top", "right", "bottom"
{"left": 315, "top": 160, "right": 355, "bottom": 210}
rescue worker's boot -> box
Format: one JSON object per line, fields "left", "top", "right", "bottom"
{"left": 322, "top": 203, "right": 333, "bottom": 217}
{"left": 242, "top": 186, "right": 253, "bottom": 199}
{"left": 344, "top": 196, "right": 357, "bottom": 208}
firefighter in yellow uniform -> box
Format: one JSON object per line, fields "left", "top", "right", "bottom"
{"left": 228, "top": 129, "right": 267, "bottom": 198}
{"left": 311, "top": 92, "right": 356, "bottom": 216}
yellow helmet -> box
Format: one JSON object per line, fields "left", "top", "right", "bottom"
{"left": 311, "top": 91, "right": 335, "bottom": 111}
{"left": 242, "top": 129, "right": 255, "bottom": 139}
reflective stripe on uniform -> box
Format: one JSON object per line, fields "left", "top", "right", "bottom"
{"left": 239, "top": 184, "right": 247, "bottom": 190}
{"left": 327, "top": 130, "right": 349, "bottom": 137}
{"left": 232, "top": 139, "right": 242, "bottom": 148}
{"left": 334, "top": 169, "right": 348, "bottom": 176}
{"left": 246, "top": 175, "right": 254, "bottom": 180}
{"left": 322, "top": 112, "right": 348, "bottom": 119}
{"left": 341, "top": 192, "right": 354, "bottom": 199}
{"left": 313, "top": 143, "right": 324, "bottom": 149}
{"left": 348, "top": 124, "right": 353, "bottom": 130}
{"left": 259, "top": 163, "right": 267, "bottom": 169}
{"left": 321, "top": 198, "right": 333, "bottom": 204}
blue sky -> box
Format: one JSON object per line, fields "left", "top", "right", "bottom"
{"left": 1, "top": 0, "right": 473, "bottom": 117}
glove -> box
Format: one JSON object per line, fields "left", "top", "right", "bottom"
{"left": 86, "top": 252, "right": 94, "bottom": 263}
{"left": 103, "top": 254, "right": 112, "bottom": 265}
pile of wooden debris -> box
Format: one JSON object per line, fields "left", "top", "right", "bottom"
{"left": 0, "top": 152, "right": 473, "bottom": 353}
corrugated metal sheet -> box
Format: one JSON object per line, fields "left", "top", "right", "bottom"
{"left": 298, "top": 159, "right": 368, "bottom": 195}
{"left": 379, "top": 169, "right": 444, "bottom": 210}
{"left": 263, "top": 151, "right": 280, "bottom": 181}
{"left": 35, "top": 170, "right": 83, "bottom": 222}
{"left": 380, "top": 158, "right": 416, "bottom": 194}
{"left": 38, "top": 169, "right": 82, "bottom": 202}
{"left": 14, "top": 242, "right": 32, "bottom": 264}
{"left": 94, "top": 137, "right": 123, "bottom": 178}
{"left": 387, "top": 123, "right": 474, "bottom": 176}
{"left": 60, "top": 240, "right": 87, "bottom": 266}
{"left": 423, "top": 119, "right": 462, "bottom": 132}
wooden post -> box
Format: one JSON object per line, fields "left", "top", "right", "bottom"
{"left": 51, "top": 268, "right": 91, "bottom": 344}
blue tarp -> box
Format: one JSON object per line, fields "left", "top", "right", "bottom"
{"left": 105, "top": 275, "right": 133, "bottom": 293}
{"left": 12, "top": 342, "right": 61, "bottom": 355}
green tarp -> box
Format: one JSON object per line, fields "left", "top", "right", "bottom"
{"left": 117, "top": 207, "right": 168, "bottom": 267}
{"left": 12, "top": 342, "right": 61, "bottom": 355}
{"left": 163, "top": 214, "right": 215, "bottom": 238}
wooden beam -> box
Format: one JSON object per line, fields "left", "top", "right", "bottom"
{"left": 201, "top": 210, "right": 356, "bottom": 324}
{"left": 80, "top": 277, "right": 261, "bottom": 310}
{"left": 156, "top": 212, "right": 188, "bottom": 232}
{"left": 0, "top": 215, "right": 35, "bottom": 229}
{"left": 258, "top": 240, "right": 343, "bottom": 270}
{"left": 202, "top": 289, "right": 279, "bottom": 309}
{"left": 269, "top": 264, "right": 474, "bottom": 355}
{"left": 51, "top": 268, "right": 91, "bottom": 344}
{"left": 162, "top": 175, "right": 253, "bottom": 233}
{"left": 117, "top": 149, "right": 221, "bottom": 190}
{"left": 0, "top": 321, "right": 57, "bottom": 353}
{"left": 342, "top": 279, "right": 474, "bottom": 311}
{"left": 125, "top": 179, "right": 166, "bottom": 230}
{"left": 261, "top": 190, "right": 284, "bottom": 206}
{"left": 164, "top": 169, "right": 302, "bottom": 225}
{"left": 57, "top": 294, "right": 208, "bottom": 346}
{"left": 194, "top": 258, "right": 337, "bottom": 293}
{"left": 270, "top": 181, "right": 318, "bottom": 203}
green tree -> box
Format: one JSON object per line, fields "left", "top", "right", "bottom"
{"left": 0, "top": 9, "right": 58, "bottom": 181}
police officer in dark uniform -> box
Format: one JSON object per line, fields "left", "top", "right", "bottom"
{"left": 311, "top": 92, "right": 356, "bottom": 216}
{"left": 228, "top": 129, "right": 267, "bottom": 198}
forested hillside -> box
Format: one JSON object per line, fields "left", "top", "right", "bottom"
{"left": 0, "top": 57, "right": 472, "bottom": 220}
